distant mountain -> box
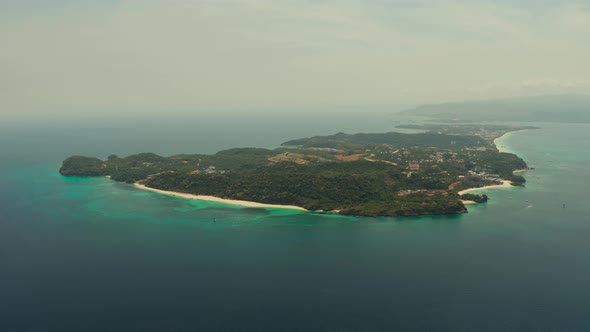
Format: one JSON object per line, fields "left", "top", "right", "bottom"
{"left": 405, "top": 95, "right": 590, "bottom": 123}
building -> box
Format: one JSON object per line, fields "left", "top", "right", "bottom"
{"left": 408, "top": 163, "right": 421, "bottom": 171}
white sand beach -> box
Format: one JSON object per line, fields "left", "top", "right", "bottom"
{"left": 457, "top": 131, "right": 528, "bottom": 196}
{"left": 494, "top": 129, "right": 533, "bottom": 154}
{"left": 493, "top": 132, "right": 514, "bottom": 153}
{"left": 134, "top": 183, "right": 308, "bottom": 211}
{"left": 458, "top": 180, "right": 514, "bottom": 195}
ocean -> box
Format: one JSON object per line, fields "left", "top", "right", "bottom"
{"left": 1, "top": 113, "right": 589, "bottom": 331}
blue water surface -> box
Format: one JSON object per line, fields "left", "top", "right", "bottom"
{"left": 1, "top": 115, "right": 589, "bottom": 331}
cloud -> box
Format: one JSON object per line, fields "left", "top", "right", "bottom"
{"left": 553, "top": 4, "right": 590, "bottom": 32}
{"left": 521, "top": 79, "right": 580, "bottom": 89}
{"left": 1, "top": 0, "right": 589, "bottom": 119}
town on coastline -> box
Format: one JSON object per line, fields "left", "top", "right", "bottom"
{"left": 59, "top": 124, "right": 534, "bottom": 217}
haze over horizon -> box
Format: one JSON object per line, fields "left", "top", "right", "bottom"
{"left": 2, "top": 0, "right": 590, "bottom": 120}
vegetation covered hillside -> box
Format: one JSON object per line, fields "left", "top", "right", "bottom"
{"left": 60, "top": 129, "right": 528, "bottom": 217}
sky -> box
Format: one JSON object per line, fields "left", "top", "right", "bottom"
{"left": 1, "top": 0, "right": 590, "bottom": 119}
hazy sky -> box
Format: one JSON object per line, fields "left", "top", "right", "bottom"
{"left": 2, "top": 0, "right": 590, "bottom": 119}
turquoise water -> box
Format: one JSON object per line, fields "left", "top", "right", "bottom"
{"left": 1, "top": 117, "right": 590, "bottom": 331}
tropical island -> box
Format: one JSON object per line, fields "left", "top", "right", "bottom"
{"left": 59, "top": 125, "right": 533, "bottom": 217}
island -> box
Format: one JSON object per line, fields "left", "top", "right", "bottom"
{"left": 59, "top": 125, "right": 532, "bottom": 217}
{"left": 404, "top": 95, "right": 590, "bottom": 123}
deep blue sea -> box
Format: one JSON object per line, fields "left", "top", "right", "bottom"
{"left": 1, "top": 113, "right": 589, "bottom": 331}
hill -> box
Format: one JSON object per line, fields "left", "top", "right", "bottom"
{"left": 406, "top": 95, "right": 590, "bottom": 123}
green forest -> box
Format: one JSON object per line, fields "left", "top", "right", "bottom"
{"left": 60, "top": 130, "right": 528, "bottom": 217}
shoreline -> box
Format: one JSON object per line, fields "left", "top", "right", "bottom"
{"left": 493, "top": 132, "right": 513, "bottom": 153}
{"left": 460, "top": 129, "right": 528, "bottom": 196}
{"left": 134, "top": 183, "right": 308, "bottom": 211}
{"left": 493, "top": 129, "right": 530, "bottom": 154}
{"left": 458, "top": 180, "right": 514, "bottom": 195}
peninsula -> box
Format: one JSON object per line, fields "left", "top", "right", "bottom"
{"left": 59, "top": 125, "right": 532, "bottom": 217}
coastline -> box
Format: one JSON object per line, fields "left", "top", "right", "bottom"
{"left": 494, "top": 129, "right": 529, "bottom": 154}
{"left": 493, "top": 132, "right": 513, "bottom": 153}
{"left": 459, "top": 130, "right": 528, "bottom": 196}
{"left": 134, "top": 183, "right": 308, "bottom": 211}
{"left": 458, "top": 180, "right": 514, "bottom": 195}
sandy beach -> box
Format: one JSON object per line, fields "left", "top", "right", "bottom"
{"left": 458, "top": 130, "right": 529, "bottom": 196}
{"left": 134, "top": 183, "right": 308, "bottom": 211}
{"left": 458, "top": 180, "right": 514, "bottom": 195}
{"left": 493, "top": 132, "right": 514, "bottom": 153}
{"left": 494, "top": 129, "right": 533, "bottom": 154}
